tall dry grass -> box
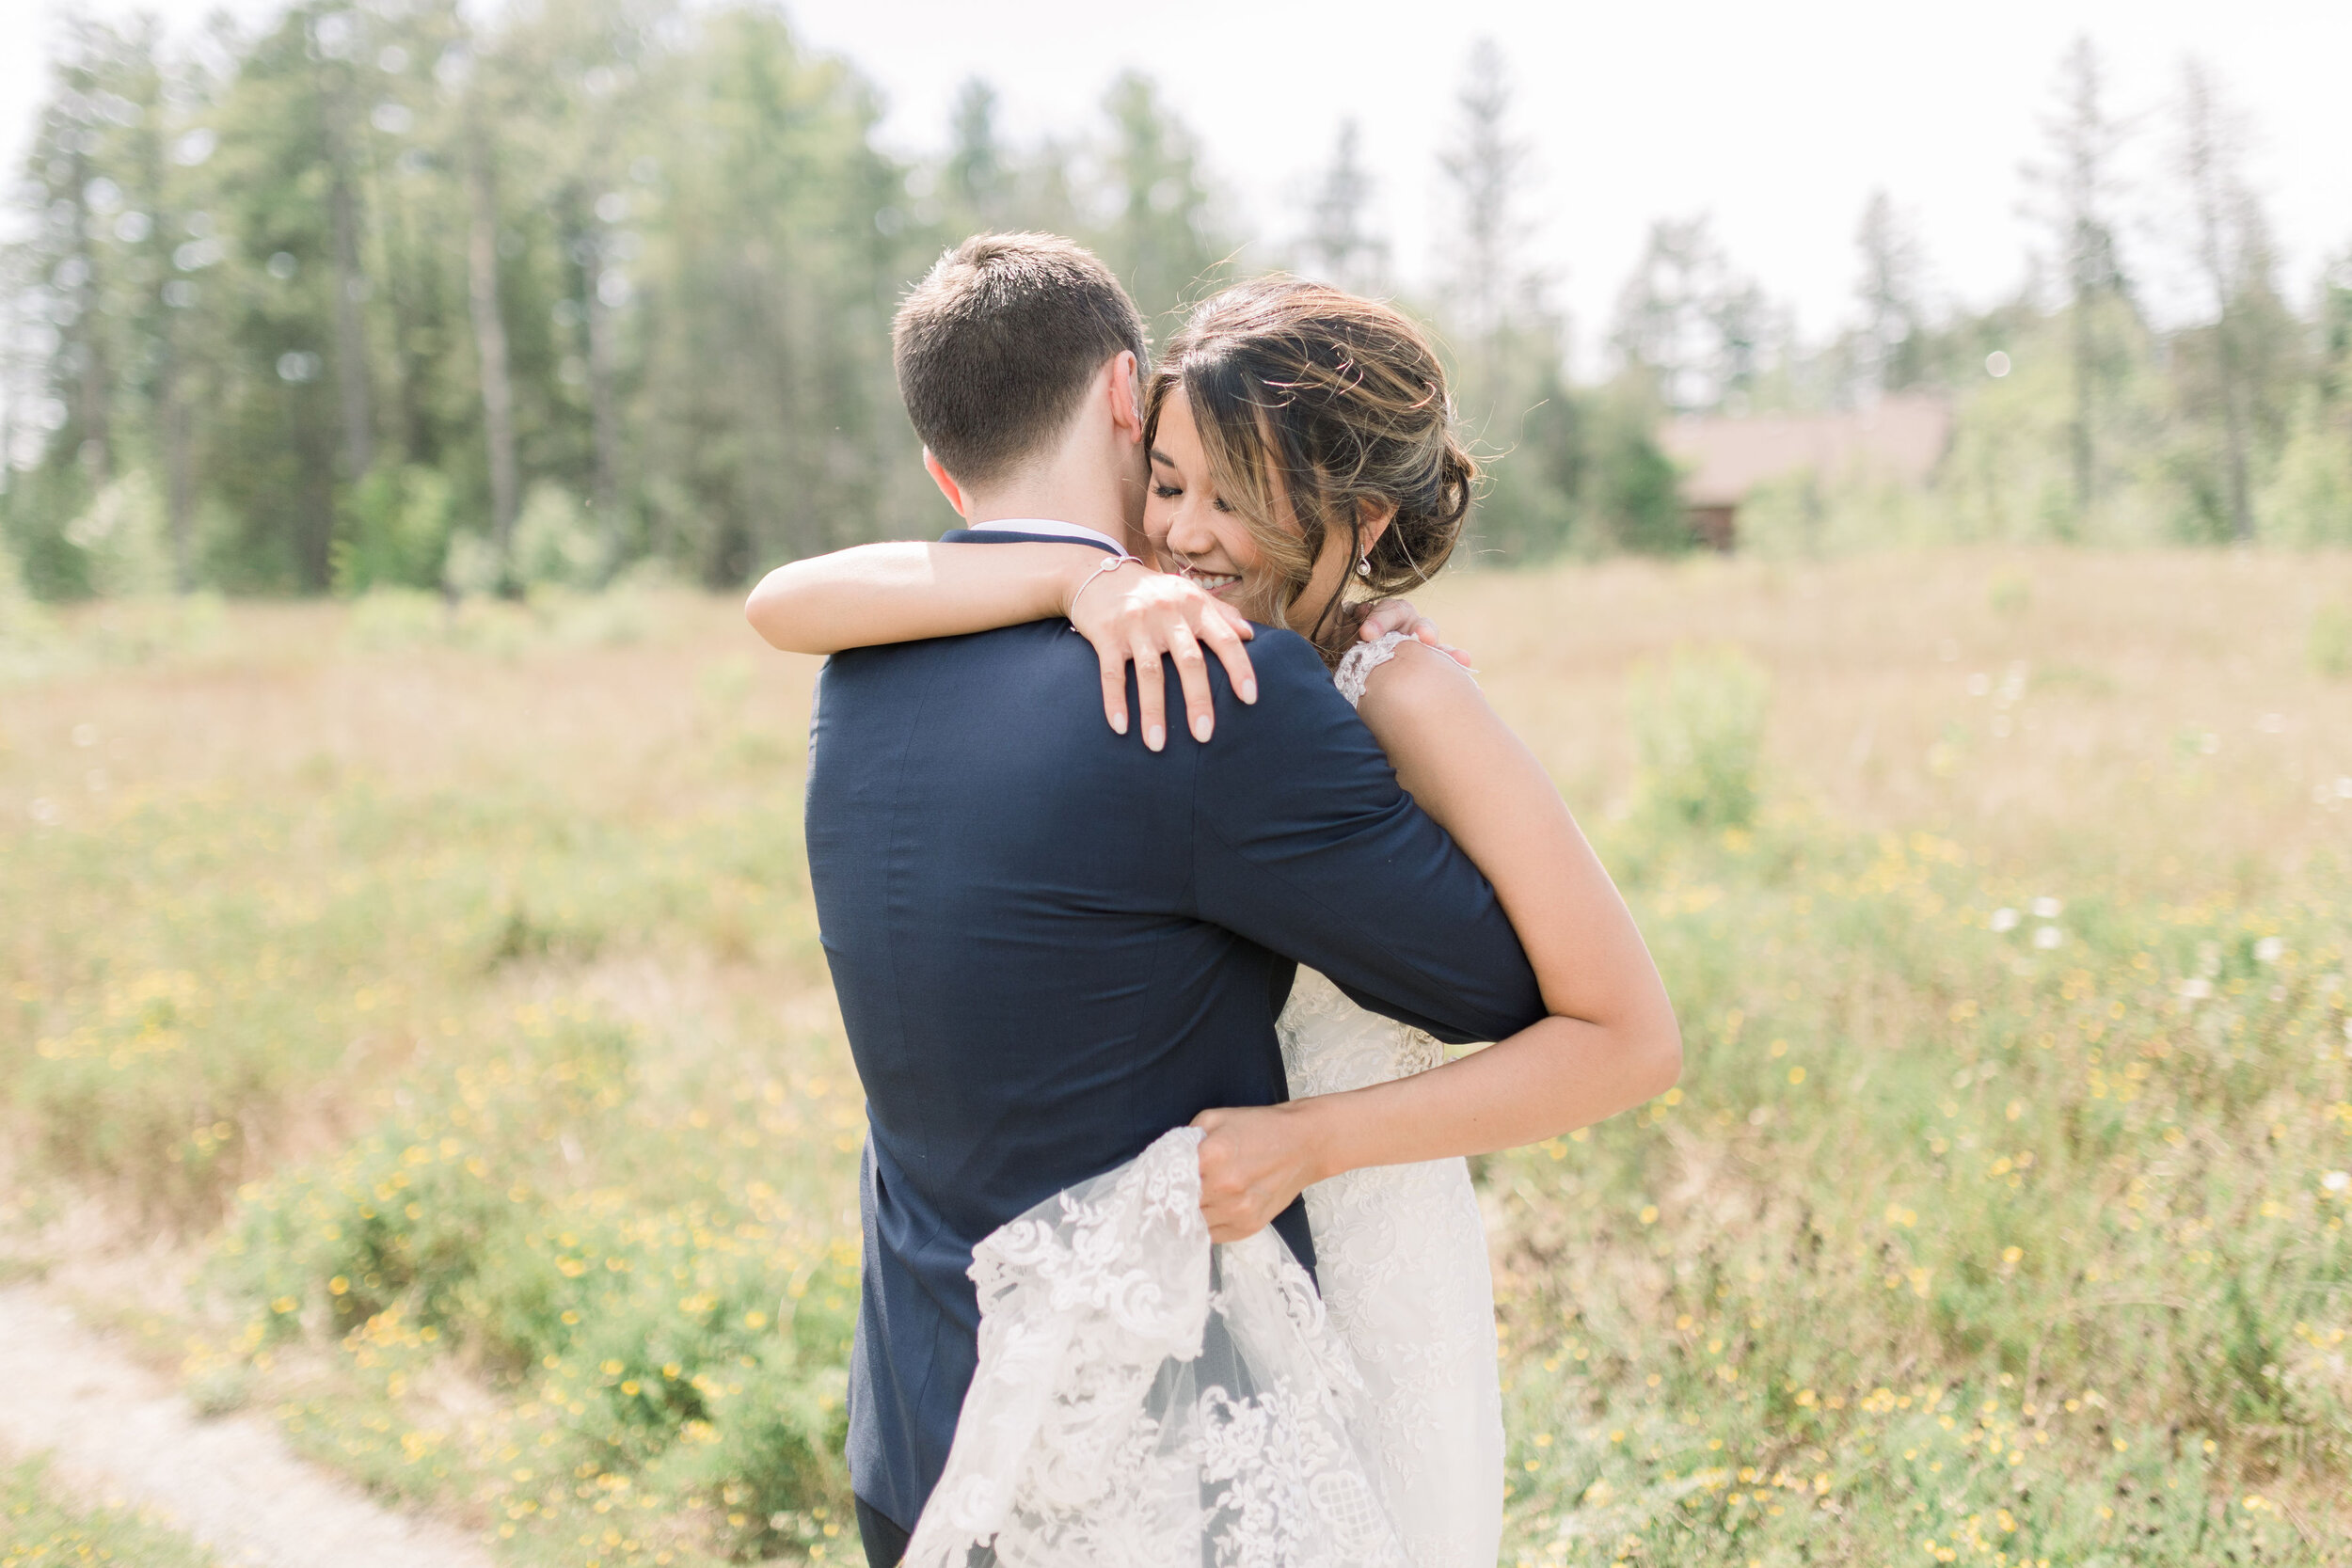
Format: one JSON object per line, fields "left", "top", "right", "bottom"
{"left": 2, "top": 551, "right": 2348, "bottom": 1566}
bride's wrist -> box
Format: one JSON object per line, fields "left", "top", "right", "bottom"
{"left": 1284, "top": 1096, "right": 1350, "bottom": 1186}
{"left": 1057, "top": 551, "right": 1132, "bottom": 619}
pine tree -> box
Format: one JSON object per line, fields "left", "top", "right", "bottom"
{"left": 1099, "top": 73, "right": 1223, "bottom": 324}
{"left": 1610, "top": 216, "right": 1762, "bottom": 414}
{"left": 2026, "top": 36, "right": 2129, "bottom": 530}
{"left": 1438, "top": 39, "right": 1528, "bottom": 349}
{"left": 1853, "top": 190, "right": 1926, "bottom": 395}
{"left": 946, "top": 79, "right": 1009, "bottom": 230}
{"left": 1303, "top": 120, "right": 1384, "bottom": 293}
{"left": 2175, "top": 60, "right": 2296, "bottom": 543}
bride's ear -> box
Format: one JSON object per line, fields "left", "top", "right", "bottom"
{"left": 924, "top": 449, "right": 969, "bottom": 517}
{"left": 1356, "top": 497, "right": 1397, "bottom": 561}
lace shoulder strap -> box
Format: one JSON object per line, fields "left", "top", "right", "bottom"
{"left": 1332, "top": 630, "right": 1412, "bottom": 709}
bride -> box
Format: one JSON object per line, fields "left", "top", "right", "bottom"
{"left": 750, "top": 276, "right": 1679, "bottom": 1566}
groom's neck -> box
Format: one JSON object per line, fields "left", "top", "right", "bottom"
{"left": 962, "top": 481, "right": 1121, "bottom": 538}
{"left": 959, "top": 429, "right": 1141, "bottom": 550}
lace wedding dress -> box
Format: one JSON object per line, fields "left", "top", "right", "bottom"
{"left": 903, "top": 632, "right": 1502, "bottom": 1568}
{"left": 1282, "top": 632, "right": 1505, "bottom": 1568}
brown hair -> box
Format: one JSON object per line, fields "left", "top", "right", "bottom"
{"left": 1143, "top": 277, "right": 1477, "bottom": 661}
{"left": 892, "top": 232, "right": 1150, "bottom": 489}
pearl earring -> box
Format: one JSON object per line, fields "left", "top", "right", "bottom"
{"left": 1356, "top": 555, "right": 1372, "bottom": 578}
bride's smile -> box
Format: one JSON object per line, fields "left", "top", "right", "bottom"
{"left": 1178, "top": 565, "right": 1243, "bottom": 595}
{"left": 1145, "top": 388, "right": 1271, "bottom": 612}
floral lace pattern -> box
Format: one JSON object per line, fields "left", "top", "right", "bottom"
{"left": 905, "top": 1129, "right": 1408, "bottom": 1568}
{"left": 1278, "top": 970, "right": 1505, "bottom": 1568}
{"left": 1316, "top": 610, "right": 1505, "bottom": 1568}
{"left": 1333, "top": 629, "right": 1413, "bottom": 708}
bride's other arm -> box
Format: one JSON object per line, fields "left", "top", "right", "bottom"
{"left": 1193, "top": 641, "right": 1680, "bottom": 1239}
{"left": 746, "top": 540, "right": 1117, "bottom": 653}
{"left": 744, "top": 541, "right": 1263, "bottom": 748}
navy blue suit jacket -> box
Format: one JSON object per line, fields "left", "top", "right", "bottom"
{"left": 802, "top": 530, "right": 1546, "bottom": 1530}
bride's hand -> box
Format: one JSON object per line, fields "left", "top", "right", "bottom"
{"left": 1357, "top": 598, "right": 1472, "bottom": 669}
{"left": 1190, "top": 1101, "right": 1329, "bottom": 1244}
{"left": 1063, "top": 560, "right": 1256, "bottom": 751}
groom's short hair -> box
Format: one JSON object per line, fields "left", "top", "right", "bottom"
{"left": 894, "top": 233, "right": 1148, "bottom": 489}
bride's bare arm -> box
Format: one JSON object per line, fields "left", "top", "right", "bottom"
{"left": 747, "top": 540, "right": 1458, "bottom": 751}
{"left": 746, "top": 540, "right": 1266, "bottom": 748}
{"left": 1193, "top": 642, "right": 1679, "bottom": 1240}
{"left": 746, "top": 540, "right": 1114, "bottom": 654}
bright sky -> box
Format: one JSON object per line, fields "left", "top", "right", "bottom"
{"left": 8, "top": 0, "right": 2348, "bottom": 362}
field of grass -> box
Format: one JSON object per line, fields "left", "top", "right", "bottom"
{"left": 5, "top": 548, "right": 2352, "bottom": 1566}
{"left": 1, "top": 1458, "right": 214, "bottom": 1567}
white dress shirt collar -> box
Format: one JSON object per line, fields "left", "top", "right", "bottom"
{"left": 966, "top": 517, "right": 1128, "bottom": 555}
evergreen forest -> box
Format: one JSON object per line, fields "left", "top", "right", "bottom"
{"left": 3, "top": 6, "right": 2348, "bottom": 603}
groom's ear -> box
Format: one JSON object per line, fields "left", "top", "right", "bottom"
{"left": 923, "top": 449, "right": 970, "bottom": 517}
{"left": 1105, "top": 350, "right": 1144, "bottom": 445}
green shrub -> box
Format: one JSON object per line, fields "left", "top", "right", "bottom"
{"left": 513, "top": 483, "right": 609, "bottom": 591}
{"left": 1627, "top": 643, "right": 1771, "bottom": 832}
{"left": 215, "top": 1006, "right": 860, "bottom": 1544}
{"left": 2312, "top": 601, "right": 2352, "bottom": 679}
{"left": 61, "top": 471, "right": 174, "bottom": 596}
{"left": 334, "top": 467, "right": 459, "bottom": 595}
{"left": 0, "top": 1457, "right": 215, "bottom": 1564}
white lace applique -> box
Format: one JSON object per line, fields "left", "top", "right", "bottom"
{"left": 905, "top": 1128, "right": 1409, "bottom": 1568}
{"left": 1333, "top": 629, "right": 1413, "bottom": 709}
{"left": 1277, "top": 971, "right": 1504, "bottom": 1568}
{"left": 1273, "top": 637, "right": 1510, "bottom": 1567}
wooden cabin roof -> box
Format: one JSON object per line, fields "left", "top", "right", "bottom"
{"left": 1659, "top": 395, "right": 1953, "bottom": 507}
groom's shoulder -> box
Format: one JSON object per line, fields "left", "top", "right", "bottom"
{"left": 1236, "top": 626, "right": 1342, "bottom": 694}
{"left": 824, "top": 618, "right": 1074, "bottom": 680}
{"left": 1205, "top": 627, "right": 1378, "bottom": 773}
{"left": 1231, "top": 626, "right": 1359, "bottom": 719}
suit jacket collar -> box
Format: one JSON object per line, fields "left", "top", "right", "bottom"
{"left": 943, "top": 518, "right": 1123, "bottom": 555}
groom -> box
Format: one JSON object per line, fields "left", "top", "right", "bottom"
{"left": 801, "top": 232, "right": 1546, "bottom": 1566}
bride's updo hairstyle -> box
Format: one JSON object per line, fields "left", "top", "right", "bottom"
{"left": 1143, "top": 277, "right": 1477, "bottom": 662}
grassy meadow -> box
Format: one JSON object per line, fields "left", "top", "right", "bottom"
{"left": 4, "top": 549, "right": 2352, "bottom": 1566}
{"left": 1, "top": 1458, "right": 215, "bottom": 1567}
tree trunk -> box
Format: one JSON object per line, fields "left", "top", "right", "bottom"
{"left": 70, "top": 145, "right": 111, "bottom": 483}
{"left": 328, "top": 154, "right": 374, "bottom": 482}
{"left": 586, "top": 242, "right": 623, "bottom": 569}
{"left": 2218, "top": 319, "right": 2254, "bottom": 542}
{"left": 366, "top": 136, "right": 426, "bottom": 465}
{"left": 466, "top": 119, "right": 519, "bottom": 575}
{"left": 317, "top": 57, "right": 374, "bottom": 483}
{"left": 159, "top": 352, "right": 193, "bottom": 592}
{"left": 0, "top": 314, "right": 16, "bottom": 523}
{"left": 2070, "top": 281, "right": 2094, "bottom": 528}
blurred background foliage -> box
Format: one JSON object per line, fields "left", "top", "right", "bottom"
{"left": 2, "top": 5, "right": 2346, "bottom": 608}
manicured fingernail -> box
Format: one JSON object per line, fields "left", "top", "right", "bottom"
{"left": 1192, "top": 715, "right": 1213, "bottom": 743}
{"left": 1146, "top": 724, "right": 1165, "bottom": 751}
{"left": 1240, "top": 680, "right": 1257, "bottom": 703}
{"left": 1111, "top": 712, "right": 1127, "bottom": 735}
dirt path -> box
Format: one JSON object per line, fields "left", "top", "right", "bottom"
{"left": 0, "top": 1284, "right": 495, "bottom": 1568}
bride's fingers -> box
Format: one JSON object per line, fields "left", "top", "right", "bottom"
{"left": 1166, "top": 621, "right": 1216, "bottom": 743}
{"left": 1197, "top": 610, "right": 1257, "bottom": 705}
{"left": 1132, "top": 643, "right": 1168, "bottom": 752}
{"left": 1360, "top": 597, "right": 1421, "bottom": 640}
{"left": 1199, "top": 1200, "right": 1270, "bottom": 1244}
{"left": 1096, "top": 644, "right": 1130, "bottom": 736}
{"left": 1409, "top": 617, "right": 1476, "bottom": 668}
